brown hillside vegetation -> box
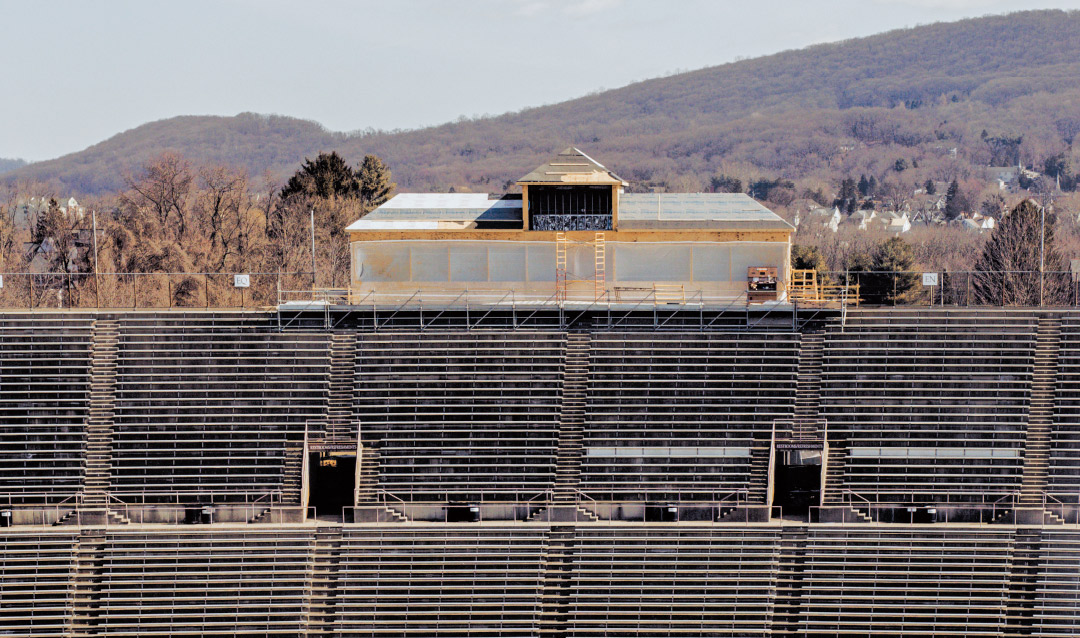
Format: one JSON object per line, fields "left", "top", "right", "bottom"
{"left": 7, "top": 9, "right": 1080, "bottom": 201}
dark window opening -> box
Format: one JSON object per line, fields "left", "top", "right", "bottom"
{"left": 529, "top": 185, "right": 613, "bottom": 230}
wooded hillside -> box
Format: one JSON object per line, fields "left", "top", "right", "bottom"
{"left": 8, "top": 9, "right": 1080, "bottom": 200}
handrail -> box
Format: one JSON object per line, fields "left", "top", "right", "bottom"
{"left": 716, "top": 489, "right": 750, "bottom": 505}
{"left": 843, "top": 489, "right": 872, "bottom": 508}
{"left": 992, "top": 491, "right": 1018, "bottom": 506}
{"left": 527, "top": 490, "right": 552, "bottom": 506}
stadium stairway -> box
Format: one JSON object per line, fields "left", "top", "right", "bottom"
{"left": 823, "top": 445, "right": 846, "bottom": 504}
{"left": 1004, "top": 527, "right": 1043, "bottom": 637}
{"left": 70, "top": 529, "right": 105, "bottom": 637}
{"left": 83, "top": 320, "right": 128, "bottom": 526}
{"left": 308, "top": 523, "right": 344, "bottom": 633}
{"left": 795, "top": 329, "right": 825, "bottom": 420}
{"left": 282, "top": 445, "right": 305, "bottom": 506}
{"left": 326, "top": 333, "right": 358, "bottom": 445}
{"left": 356, "top": 445, "right": 380, "bottom": 504}
{"left": 354, "top": 446, "right": 409, "bottom": 522}
{"left": 772, "top": 524, "right": 810, "bottom": 635}
{"left": 539, "top": 525, "right": 576, "bottom": 636}
{"left": 552, "top": 333, "right": 590, "bottom": 518}
{"left": 1019, "top": 316, "right": 1061, "bottom": 520}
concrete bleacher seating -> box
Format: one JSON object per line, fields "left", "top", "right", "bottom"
{"left": 1032, "top": 529, "right": 1080, "bottom": 636}
{"left": 337, "top": 525, "right": 547, "bottom": 636}
{"left": 801, "top": 526, "right": 1014, "bottom": 636}
{"left": 6, "top": 307, "right": 1080, "bottom": 637}
{"left": 0, "top": 530, "right": 78, "bottom": 637}
{"left": 563, "top": 525, "right": 781, "bottom": 636}
{"left": 1048, "top": 316, "right": 1080, "bottom": 504}
{"left": 111, "top": 315, "right": 329, "bottom": 504}
{"left": 94, "top": 527, "right": 314, "bottom": 635}
{"left": 581, "top": 331, "right": 799, "bottom": 503}
{"left": 0, "top": 315, "right": 93, "bottom": 505}
{"left": 355, "top": 332, "right": 565, "bottom": 503}
{"left": 822, "top": 310, "right": 1037, "bottom": 506}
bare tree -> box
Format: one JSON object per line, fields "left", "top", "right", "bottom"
{"left": 122, "top": 153, "right": 193, "bottom": 240}
{"left": 195, "top": 165, "right": 248, "bottom": 270}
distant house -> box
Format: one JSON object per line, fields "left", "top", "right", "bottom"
{"left": 14, "top": 196, "right": 86, "bottom": 229}
{"left": 822, "top": 207, "right": 841, "bottom": 233}
{"left": 883, "top": 212, "right": 911, "bottom": 235}
{"left": 849, "top": 209, "right": 877, "bottom": 231}
{"left": 986, "top": 167, "right": 1018, "bottom": 183}
{"left": 952, "top": 212, "right": 996, "bottom": 233}
{"left": 972, "top": 212, "right": 996, "bottom": 231}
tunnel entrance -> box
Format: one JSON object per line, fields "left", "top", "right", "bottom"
{"left": 773, "top": 449, "right": 822, "bottom": 518}
{"left": 308, "top": 453, "right": 356, "bottom": 519}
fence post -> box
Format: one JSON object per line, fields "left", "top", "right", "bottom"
{"left": 205, "top": 274, "right": 209, "bottom": 309}
{"left": 132, "top": 274, "right": 137, "bottom": 309}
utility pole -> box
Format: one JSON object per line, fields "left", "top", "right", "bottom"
{"left": 1040, "top": 201, "right": 1046, "bottom": 307}
{"left": 310, "top": 208, "right": 317, "bottom": 288}
{"left": 91, "top": 208, "right": 101, "bottom": 307}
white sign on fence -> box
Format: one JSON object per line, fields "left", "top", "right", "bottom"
{"left": 922, "top": 272, "right": 939, "bottom": 287}
{"left": 233, "top": 274, "right": 250, "bottom": 288}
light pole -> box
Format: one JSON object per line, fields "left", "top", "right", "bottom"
{"left": 1039, "top": 201, "right": 1045, "bottom": 307}
{"left": 310, "top": 208, "right": 317, "bottom": 288}
{"left": 92, "top": 209, "right": 101, "bottom": 307}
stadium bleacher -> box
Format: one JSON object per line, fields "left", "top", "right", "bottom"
{"left": 821, "top": 310, "right": 1038, "bottom": 507}
{"left": 337, "top": 525, "right": 547, "bottom": 636}
{"left": 801, "top": 526, "right": 1014, "bottom": 636}
{"left": 355, "top": 331, "right": 565, "bottom": 504}
{"left": 2, "top": 307, "right": 1080, "bottom": 637}
{"left": 562, "top": 525, "right": 781, "bottom": 636}
{"left": 0, "top": 529, "right": 78, "bottom": 637}
{"left": 581, "top": 331, "right": 799, "bottom": 505}
{"left": 1048, "top": 315, "right": 1080, "bottom": 506}
{"left": 92, "top": 527, "right": 314, "bottom": 635}
{"left": 0, "top": 315, "right": 93, "bottom": 505}
{"left": 110, "top": 314, "right": 329, "bottom": 505}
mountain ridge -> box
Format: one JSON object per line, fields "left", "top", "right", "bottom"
{"left": 7, "top": 9, "right": 1080, "bottom": 196}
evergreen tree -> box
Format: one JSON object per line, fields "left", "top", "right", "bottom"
{"left": 944, "top": 178, "right": 965, "bottom": 219}
{"left": 356, "top": 154, "right": 396, "bottom": 211}
{"left": 850, "top": 237, "right": 919, "bottom": 305}
{"left": 972, "top": 199, "right": 1069, "bottom": 305}
{"left": 857, "top": 175, "right": 870, "bottom": 197}
{"left": 280, "top": 151, "right": 357, "bottom": 200}
{"left": 791, "top": 244, "right": 827, "bottom": 277}
{"left": 924, "top": 179, "right": 936, "bottom": 195}
{"left": 837, "top": 177, "right": 858, "bottom": 213}
{"left": 710, "top": 175, "right": 742, "bottom": 193}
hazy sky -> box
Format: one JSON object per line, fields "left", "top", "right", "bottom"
{"left": 3, "top": 0, "right": 1080, "bottom": 162}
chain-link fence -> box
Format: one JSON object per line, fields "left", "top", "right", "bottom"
{"left": 0, "top": 272, "right": 315, "bottom": 310}
{"left": 823, "top": 270, "right": 1080, "bottom": 307}
{"left": 1, "top": 269, "right": 1078, "bottom": 309}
